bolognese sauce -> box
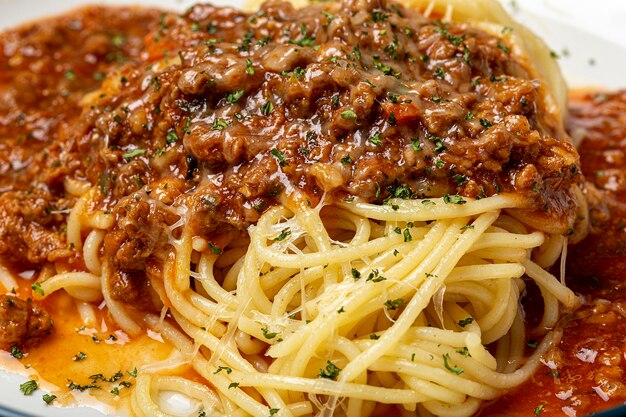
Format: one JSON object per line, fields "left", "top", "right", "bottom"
{"left": 482, "top": 92, "right": 626, "bottom": 416}
{"left": 0, "top": 6, "right": 162, "bottom": 348}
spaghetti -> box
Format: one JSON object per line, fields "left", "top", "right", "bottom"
{"left": 30, "top": 189, "right": 581, "bottom": 417}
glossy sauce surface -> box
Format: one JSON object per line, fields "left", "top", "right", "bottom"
{"left": 482, "top": 91, "right": 626, "bottom": 416}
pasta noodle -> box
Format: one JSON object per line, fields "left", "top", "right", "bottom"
{"left": 31, "top": 188, "right": 580, "bottom": 416}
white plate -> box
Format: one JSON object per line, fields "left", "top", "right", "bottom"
{"left": 0, "top": 1, "right": 624, "bottom": 416}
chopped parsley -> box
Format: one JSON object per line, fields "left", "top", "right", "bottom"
{"left": 434, "top": 67, "right": 446, "bottom": 79}
{"left": 257, "top": 36, "right": 271, "bottom": 46}
{"left": 453, "top": 174, "right": 467, "bottom": 186}
{"left": 228, "top": 382, "right": 239, "bottom": 389}
{"left": 261, "top": 326, "right": 278, "bottom": 339}
{"left": 10, "top": 345, "right": 23, "bottom": 359}
{"left": 246, "top": 59, "right": 255, "bottom": 75}
{"left": 442, "top": 353, "right": 464, "bottom": 374}
{"left": 384, "top": 298, "right": 405, "bottom": 310}
{"left": 269, "top": 409, "right": 280, "bottom": 416}
{"left": 182, "top": 117, "right": 192, "bottom": 134}
{"left": 208, "top": 242, "right": 222, "bottom": 254}
{"left": 384, "top": 35, "right": 399, "bottom": 59}
{"left": 73, "top": 352, "right": 87, "bottom": 361}
{"left": 261, "top": 101, "right": 274, "bottom": 116}
{"left": 292, "top": 67, "right": 306, "bottom": 78}
{"left": 371, "top": 11, "right": 390, "bottom": 22}
{"left": 150, "top": 76, "right": 161, "bottom": 91}
{"left": 340, "top": 155, "right": 353, "bottom": 165}
{"left": 340, "top": 109, "right": 357, "bottom": 120}
{"left": 112, "top": 35, "right": 124, "bottom": 46}
{"left": 456, "top": 347, "right": 471, "bottom": 356}
{"left": 42, "top": 394, "right": 56, "bottom": 404}
{"left": 270, "top": 148, "right": 288, "bottom": 167}
{"left": 273, "top": 228, "right": 291, "bottom": 241}
{"left": 534, "top": 404, "right": 544, "bottom": 416}
{"left": 123, "top": 149, "right": 146, "bottom": 159}
{"left": 64, "top": 70, "right": 77, "bottom": 81}
{"left": 369, "top": 132, "right": 382, "bottom": 145}
{"left": 497, "top": 42, "right": 511, "bottom": 54}
{"left": 31, "top": 282, "right": 44, "bottom": 296}
{"left": 318, "top": 360, "right": 341, "bottom": 380}
{"left": 387, "top": 92, "right": 400, "bottom": 104}
{"left": 463, "top": 44, "right": 471, "bottom": 64}
{"left": 288, "top": 24, "right": 315, "bottom": 47}
{"left": 226, "top": 89, "right": 245, "bottom": 104}
{"left": 458, "top": 317, "right": 474, "bottom": 327}
{"left": 366, "top": 269, "right": 386, "bottom": 282}
{"left": 211, "top": 119, "right": 231, "bottom": 131}
{"left": 412, "top": 138, "right": 422, "bottom": 152}
{"left": 351, "top": 268, "right": 361, "bottom": 280}
{"left": 321, "top": 10, "right": 334, "bottom": 26}
{"left": 238, "top": 30, "right": 254, "bottom": 52}
{"left": 374, "top": 60, "right": 399, "bottom": 77}
{"left": 166, "top": 130, "right": 179, "bottom": 144}
{"left": 391, "top": 4, "right": 404, "bottom": 16}
{"left": 443, "top": 194, "right": 466, "bottom": 205}
{"left": 213, "top": 366, "right": 233, "bottom": 374}
{"left": 20, "top": 380, "right": 38, "bottom": 395}
{"left": 479, "top": 118, "right": 493, "bottom": 129}
{"left": 431, "top": 138, "right": 446, "bottom": 152}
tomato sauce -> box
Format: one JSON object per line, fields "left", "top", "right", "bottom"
{"left": 482, "top": 90, "right": 626, "bottom": 416}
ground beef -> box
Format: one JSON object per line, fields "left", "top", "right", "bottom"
{"left": 0, "top": 6, "right": 162, "bottom": 267}
{"left": 0, "top": 295, "right": 53, "bottom": 349}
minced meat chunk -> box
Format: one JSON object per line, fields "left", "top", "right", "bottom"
{"left": 0, "top": 295, "right": 53, "bottom": 350}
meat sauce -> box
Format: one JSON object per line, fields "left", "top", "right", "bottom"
{"left": 0, "top": 1, "right": 621, "bottom": 416}
{"left": 1, "top": 0, "right": 581, "bottom": 310}
{"left": 481, "top": 92, "right": 626, "bottom": 416}
{"left": 0, "top": 6, "right": 161, "bottom": 266}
